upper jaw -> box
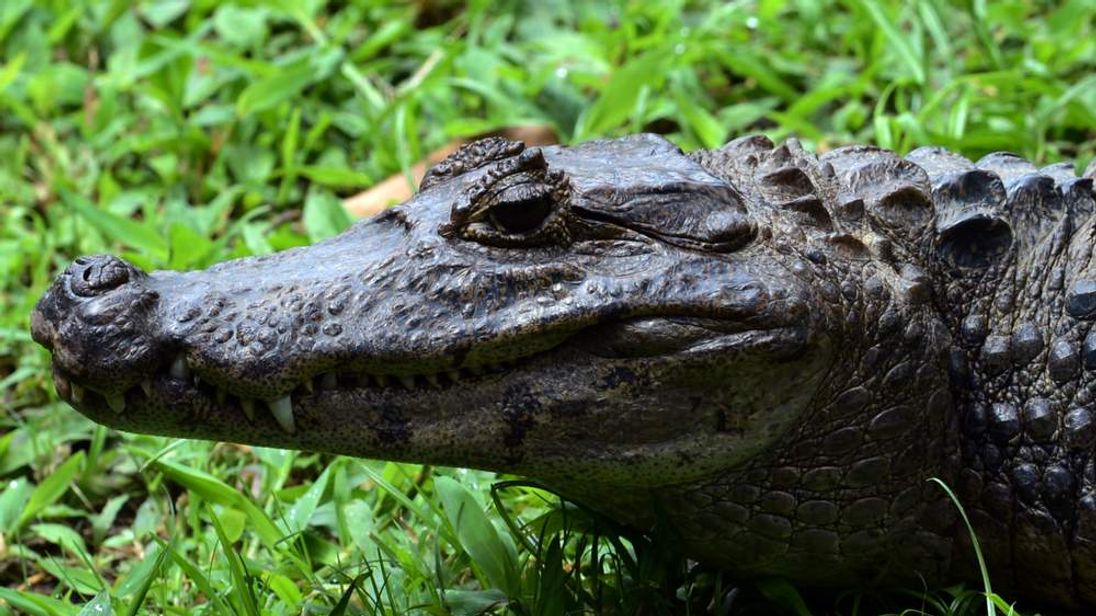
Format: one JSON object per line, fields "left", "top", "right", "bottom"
{"left": 55, "top": 333, "right": 591, "bottom": 444}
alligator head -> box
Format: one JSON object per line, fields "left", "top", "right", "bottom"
{"left": 32, "top": 135, "right": 856, "bottom": 486}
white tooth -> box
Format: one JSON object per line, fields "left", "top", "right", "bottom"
{"left": 321, "top": 373, "right": 337, "bottom": 389}
{"left": 398, "top": 375, "right": 415, "bottom": 390}
{"left": 140, "top": 380, "right": 152, "bottom": 397}
{"left": 170, "top": 356, "right": 190, "bottom": 380}
{"left": 267, "top": 396, "right": 296, "bottom": 433}
{"left": 241, "top": 398, "right": 255, "bottom": 422}
{"left": 71, "top": 383, "right": 85, "bottom": 403}
{"left": 301, "top": 379, "right": 314, "bottom": 394}
{"left": 446, "top": 370, "right": 460, "bottom": 383}
{"left": 425, "top": 374, "right": 440, "bottom": 388}
{"left": 105, "top": 393, "right": 126, "bottom": 413}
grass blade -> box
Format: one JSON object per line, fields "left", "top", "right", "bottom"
{"left": 435, "top": 476, "right": 520, "bottom": 597}
{"left": 0, "top": 586, "right": 77, "bottom": 616}
{"left": 152, "top": 459, "right": 282, "bottom": 549}
{"left": 120, "top": 541, "right": 171, "bottom": 616}
{"left": 208, "top": 503, "right": 262, "bottom": 616}
{"left": 930, "top": 477, "right": 995, "bottom": 616}
{"left": 15, "top": 451, "right": 84, "bottom": 533}
{"left": 76, "top": 589, "right": 113, "bottom": 616}
{"left": 58, "top": 190, "right": 168, "bottom": 261}
{"left": 853, "top": 0, "right": 926, "bottom": 85}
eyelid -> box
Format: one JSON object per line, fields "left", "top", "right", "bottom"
{"left": 495, "top": 179, "right": 553, "bottom": 205}
{"left": 454, "top": 174, "right": 543, "bottom": 225}
{"left": 470, "top": 150, "right": 547, "bottom": 199}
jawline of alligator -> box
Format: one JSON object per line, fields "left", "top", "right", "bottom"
{"left": 58, "top": 316, "right": 803, "bottom": 438}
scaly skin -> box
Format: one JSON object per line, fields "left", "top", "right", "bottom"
{"left": 30, "top": 134, "right": 1096, "bottom": 609}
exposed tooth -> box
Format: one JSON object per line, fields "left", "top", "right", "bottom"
{"left": 398, "top": 375, "right": 415, "bottom": 390}
{"left": 71, "top": 383, "right": 85, "bottom": 403}
{"left": 425, "top": 374, "right": 440, "bottom": 388}
{"left": 105, "top": 392, "right": 126, "bottom": 413}
{"left": 140, "top": 380, "right": 152, "bottom": 397}
{"left": 241, "top": 398, "right": 255, "bottom": 422}
{"left": 446, "top": 370, "right": 460, "bottom": 383}
{"left": 301, "top": 379, "right": 314, "bottom": 394}
{"left": 267, "top": 396, "right": 296, "bottom": 433}
{"left": 170, "top": 356, "right": 190, "bottom": 380}
{"left": 374, "top": 374, "right": 388, "bottom": 388}
{"left": 321, "top": 373, "right": 337, "bottom": 389}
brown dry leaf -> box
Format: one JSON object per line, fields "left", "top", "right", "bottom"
{"left": 342, "top": 125, "right": 558, "bottom": 219}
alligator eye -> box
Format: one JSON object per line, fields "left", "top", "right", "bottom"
{"left": 444, "top": 148, "right": 572, "bottom": 247}
{"left": 488, "top": 184, "right": 554, "bottom": 234}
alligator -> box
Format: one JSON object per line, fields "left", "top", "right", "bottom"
{"left": 30, "top": 133, "right": 1096, "bottom": 610}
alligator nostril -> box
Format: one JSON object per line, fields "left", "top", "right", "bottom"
{"left": 69, "top": 254, "right": 134, "bottom": 296}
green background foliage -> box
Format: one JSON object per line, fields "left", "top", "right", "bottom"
{"left": 0, "top": 0, "right": 1093, "bottom": 614}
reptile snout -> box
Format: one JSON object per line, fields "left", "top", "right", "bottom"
{"left": 32, "top": 255, "right": 163, "bottom": 401}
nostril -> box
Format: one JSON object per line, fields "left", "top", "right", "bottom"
{"left": 69, "top": 255, "right": 135, "bottom": 296}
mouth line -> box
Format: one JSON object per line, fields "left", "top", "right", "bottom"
{"left": 53, "top": 318, "right": 800, "bottom": 436}
{"left": 54, "top": 348, "right": 533, "bottom": 435}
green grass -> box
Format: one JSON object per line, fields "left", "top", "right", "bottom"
{"left": 1, "top": 0, "right": 1093, "bottom": 614}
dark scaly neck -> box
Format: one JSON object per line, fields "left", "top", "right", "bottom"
{"left": 942, "top": 212, "right": 1096, "bottom": 606}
